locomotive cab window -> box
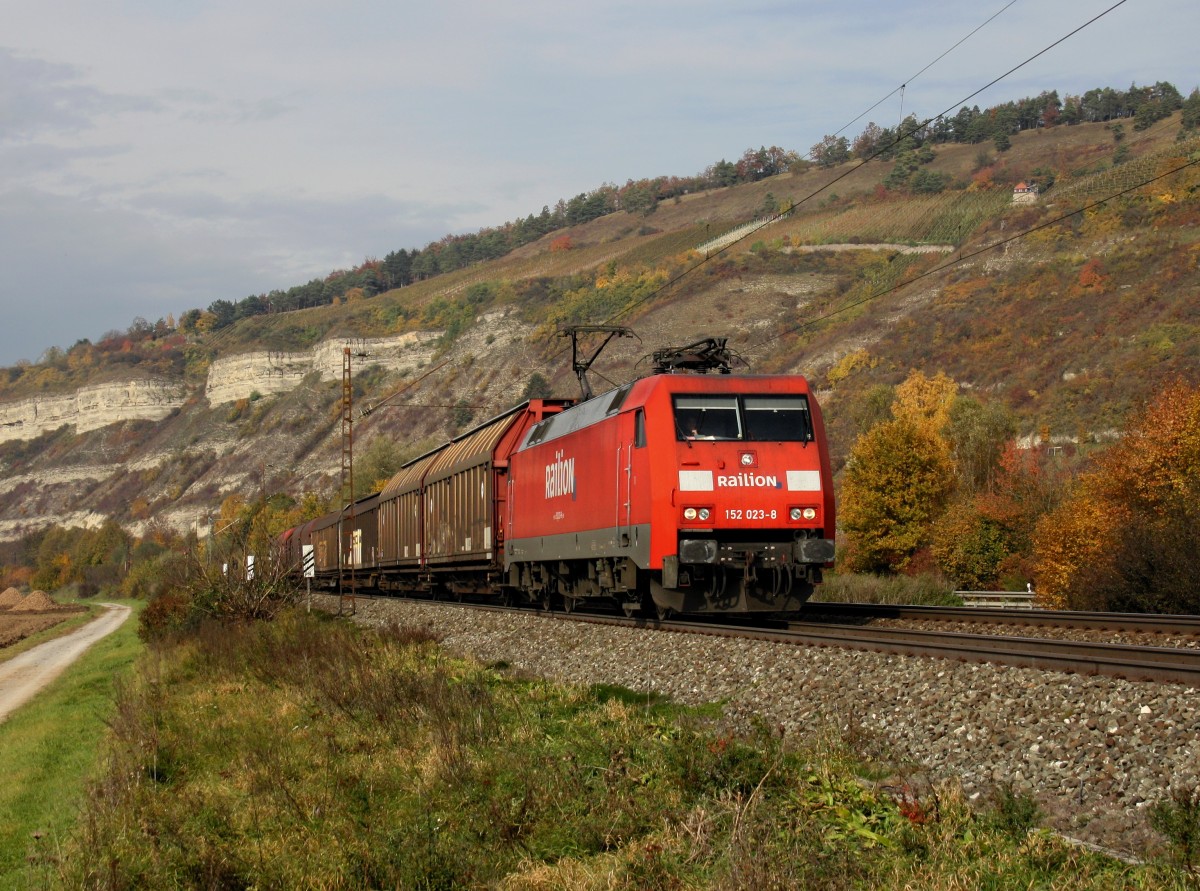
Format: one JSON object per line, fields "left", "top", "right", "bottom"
{"left": 743, "top": 395, "right": 813, "bottom": 442}
{"left": 674, "top": 395, "right": 741, "bottom": 440}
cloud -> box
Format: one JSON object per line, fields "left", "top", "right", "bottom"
{"left": 0, "top": 182, "right": 470, "bottom": 363}
{"left": 0, "top": 47, "right": 158, "bottom": 139}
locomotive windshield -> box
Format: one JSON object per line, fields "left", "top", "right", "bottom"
{"left": 674, "top": 394, "right": 812, "bottom": 442}
{"left": 743, "top": 396, "right": 812, "bottom": 442}
{"left": 674, "top": 395, "right": 741, "bottom": 440}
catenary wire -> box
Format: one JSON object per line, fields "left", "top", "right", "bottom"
{"left": 745, "top": 153, "right": 1200, "bottom": 355}
{"left": 591, "top": 0, "right": 1133, "bottom": 338}
{"left": 830, "top": 0, "right": 1021, "bottom": 140}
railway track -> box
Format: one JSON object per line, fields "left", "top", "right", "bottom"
{"left": 341, "top": 592, "right": 1200, "bottom": 684}
{"left": 538, "top": 607, "right": 1200, "bottom": 685}
{"left": 801, "top": 602, "right": 1200, "bottom": 635}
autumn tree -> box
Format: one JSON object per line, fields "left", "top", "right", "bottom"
{"left": 892, "top": 370, "right": 957, "bottom": 435}
{"left": 932, "top": 445, "right": 1061, "bottom": 590}
{"left": 810, "top": 135, "right": 850, "bottom": 168}
{"left": 355, "top": 435, "right": 405, "bottom": 497}
{"left": 842, "top": 370, "right": 1041, "bottom": 582}
{"left": 1034, "top": 380, "right": 1200, "bottom": 612}
{"left": 852, "top": 123, "right": 886, "bottom": 159}
{"left": 620, "top": 178, "right": 662, "bottom": 216}
{"left": 1181, "top": 88, "right": 1200, "bottom": 135}
{"left": 841, "top": 371, "right": 959, "bottom": 573}
{"left": 945, "top": 397, "right": 1016, "bottom": 492}
{"left": 840, "top": 416, "right": 956, "bottom": 573}
{"left": 929, "top": 499, "right": 1009, "bottom": 589}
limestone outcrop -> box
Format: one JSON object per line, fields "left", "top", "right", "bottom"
{"left": 204, "top": 332, "right": 442, "bottom": 405}
{"left": 0, "top": 379, "right": 188, "bottom": 443}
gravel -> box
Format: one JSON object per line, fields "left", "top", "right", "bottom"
{"left": 316, "top": 594, "right": 1199, "bottom": 859}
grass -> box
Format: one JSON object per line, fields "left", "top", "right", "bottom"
{"left": 0, "top": 599, "right": 143, "bottom": 890}
{"left": 812, "top": 571, "right": 962, "bottom": 605}
{"left": 35, "top": 607, "right": 1193, "bottom": 889}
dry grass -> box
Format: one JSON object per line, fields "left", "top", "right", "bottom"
{"left": 39, "top": 609, "right": 1194, "bottom": 889}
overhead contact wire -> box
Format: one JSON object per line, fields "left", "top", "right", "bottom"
{"left": 749, "top": 154, "right": 1200, "bottom": 352}
{"left": 831, "top": 0, "right": 1020, "bottom": 139}
{"left": 590, "top": 0, "right": 1133, "bottom": 345}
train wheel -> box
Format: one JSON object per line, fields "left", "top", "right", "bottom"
{"left": 562, "top": 596, "right": 577, "bottom": 614}
{"left": 656, "top": 604, "right": 675, "bottom": 622}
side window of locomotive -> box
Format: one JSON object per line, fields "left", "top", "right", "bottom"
{"left": 634, "top": 409, "right": 646, "bottom": 447}
{"left": 606, "top": 384, "right": 632, "bottom": 415}
{"left": 524, "top": 420, "right": 549, "bottom": 447}
{"left": 743, "top": 395, "right": 813, "bottom": 442}
{"left": 673, "top": 395, "right": 741, "bottom": 440}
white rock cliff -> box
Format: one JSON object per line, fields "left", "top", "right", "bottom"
{"left": 0, "top": 379, "right": 188, "bottom": 443}
{"left": 204, "top": 332, "right": 442, "bottom": 405}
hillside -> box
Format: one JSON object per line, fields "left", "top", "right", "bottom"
{"left": 0, "top": 112, "right": 1198, "bottom": 543}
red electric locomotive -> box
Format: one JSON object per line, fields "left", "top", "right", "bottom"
{"left": 280, "top": 335, "right": 835, "bottom": 617}
{"left": 504, "top": 344, "right": 834, "bottom": 616}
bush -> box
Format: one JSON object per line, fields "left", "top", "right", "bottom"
{"left": 121, "top": 551, "right": 186, "bottom": 600}
{"left": 813, "top": 571, "right": 957, "bottom": 605}
{"left": 986, "top": 783, "right": 1042, "bottom": 838}
{"left": 137, "top": 552, "right": 298, "bottom": 642}
{"left": 1151, "top": 787, "right": 1200, "bottom": 877}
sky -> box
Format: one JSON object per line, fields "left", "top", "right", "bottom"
{"left": 1, "top": 0, "right": 1195, "bottom": 368}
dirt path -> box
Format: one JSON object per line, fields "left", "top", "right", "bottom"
{"left": 0, "top": 603, "right": 131, "bottom": 723}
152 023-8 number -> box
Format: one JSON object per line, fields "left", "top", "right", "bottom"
{"left": 725, "top": 508, "right": 776, "bottom": 521}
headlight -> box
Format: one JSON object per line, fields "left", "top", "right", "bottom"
{"left": 683, "top": 508, "right": 697, "bottom": 520}
{"left": 802, "top": 508, "right": 817, "bottom": 520}
{"left": 698, "top": 508, "right": 711, "bottom": 521}
{"left": 789, "top": 507, "right": 802, "bottom": 521}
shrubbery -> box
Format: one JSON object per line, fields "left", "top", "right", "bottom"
{"left": 137, "top": 552, "right": 299, "bottom": 642}
{"left": 1035, "top": 379, "right": 1200, "bottom": 612}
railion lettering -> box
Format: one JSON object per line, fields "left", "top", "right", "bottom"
{"left": 545, "top": 450, "right": 575, "bottom": 499}
{"left": 716, "top": 473, "right": 780, "bottom": 488}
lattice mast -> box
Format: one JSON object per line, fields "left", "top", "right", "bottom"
{"left": 339, "top": 346, "right": 357, "bottom": 614}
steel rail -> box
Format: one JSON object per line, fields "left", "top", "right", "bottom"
{"left": 540, "top": 611, "right": 1200, "bottom": 685}
{"left": 802, "top": 602, "right": 1200, "bottom": 635}
{"left": 333, "top": 594, "right": 1200, "bottom": 683}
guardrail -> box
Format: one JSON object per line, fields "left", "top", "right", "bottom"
{"left": 955, "top": 591, "right": 1038, "bottom": 609}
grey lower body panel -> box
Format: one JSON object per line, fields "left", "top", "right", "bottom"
{"left": 505, "top": 524, "right": 652, "bottom": 570}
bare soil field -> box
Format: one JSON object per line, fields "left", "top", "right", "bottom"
{"left": 0, "top": 612, "right": 79, "bottom": 649}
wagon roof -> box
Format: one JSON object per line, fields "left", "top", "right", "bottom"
{"left": 379, "top": 446, "right": 445, "bottom": 499}
{"left": 425, "top": 411, "right": 522, "bottom": 482}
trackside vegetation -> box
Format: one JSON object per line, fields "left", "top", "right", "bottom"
{"left": 22, "top": 608, "right": 1190, "bottom": 889}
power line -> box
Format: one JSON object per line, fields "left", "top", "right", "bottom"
{"left": 589, "top": 0, "right": 1133, "bottom": 340}
{"left": 782, "top": 0, "right": 1133, "bottom": 227}
{"left": 830, "top": 0, "right": 1021, "bottom": 140}
{"left": 747, "top": 153, "right": 1200, "bottom": 355}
